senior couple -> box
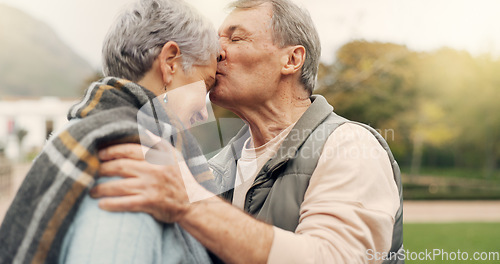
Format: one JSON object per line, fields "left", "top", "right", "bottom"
{"left": 0, "top": 0, "right": 403, "bottom": 263}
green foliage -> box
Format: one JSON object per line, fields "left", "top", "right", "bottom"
{"left": 403, "top": 182, "right": 500, "bottom": 200}
{"left": 401, "top": 167, "right": 500, "bottom": 200}
{"left": 318, "top": 41, "right": 419, "bottom": 163}
{"left": 318, "top": 41, "right": 417, "bottom": 129}
{"left": 318, "top": 40, "right": 500, "bottom": 176}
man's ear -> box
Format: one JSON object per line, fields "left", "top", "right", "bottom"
{"left": 281, "top": 45, "right": 306, "bottom": 75}
{"left": 158, "top": 41, "right": 182, "bottom": 86}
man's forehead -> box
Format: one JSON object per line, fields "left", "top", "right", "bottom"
{"left": 218, "top": 4, "right": 273, "bottom": 34}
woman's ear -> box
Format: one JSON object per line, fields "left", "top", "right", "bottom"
{"left": 281, "top": 45, "right": 306, "bottom": 75}
{"left": 158, "top": 41, "right": 182, "bottom": 86}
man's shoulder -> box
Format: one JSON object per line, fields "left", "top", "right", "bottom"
{"left": 324, "top": 122, "right": 389, "bottom": 151}
{"left": 331, "top": 122, "right": 376, "bottom": 138}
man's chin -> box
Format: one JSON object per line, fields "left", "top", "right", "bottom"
{"left": 209, "top": 88, "right": 231, "bottom": 109}
{"left": 208, "top": 89, "right": 222, "bottom": 105}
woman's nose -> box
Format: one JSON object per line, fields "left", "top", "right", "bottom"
{"left": 197, "top": 106, "right": 209, "bottom": 122}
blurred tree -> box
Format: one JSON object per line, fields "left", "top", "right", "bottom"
{"left": 317, "top": 41, "right": 499, "bottom": 176}
{"left": 415, "top": 49, "right": 499, "bottom": 176}
{"left": 317, "top": 41, "right": 418, "bottom": 162}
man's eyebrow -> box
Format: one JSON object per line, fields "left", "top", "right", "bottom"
{"left": 219, "top": 25, "right": 248, "bottom": 36}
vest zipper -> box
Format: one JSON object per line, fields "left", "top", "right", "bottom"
{"left": 249, "top": 159, "right": 289, "bottom": 191}
{"left": 244, "top": 159, "right": 289, "bottom": 211}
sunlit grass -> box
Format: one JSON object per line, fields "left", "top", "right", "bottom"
{"left": 403, "top": 223, "right": 500, "bottom": 263}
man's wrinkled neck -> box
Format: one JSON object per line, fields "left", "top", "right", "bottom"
{"left": 238, "top": 87, "right": 311, "bottom": 148}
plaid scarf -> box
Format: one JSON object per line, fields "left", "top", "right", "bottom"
{"left": 0, "top": 77, "right": 215, "bottom": 264}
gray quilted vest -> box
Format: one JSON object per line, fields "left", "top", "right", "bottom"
{"left": 209, "top": 95, "right": 404, "bottom": 263}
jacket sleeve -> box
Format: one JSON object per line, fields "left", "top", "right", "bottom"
{"left": 267, "top": 123, "right": 400, "bottom": 264}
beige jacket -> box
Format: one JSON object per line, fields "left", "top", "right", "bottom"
{"left": 233, "top": 123, "right": 399, "bottom": 264}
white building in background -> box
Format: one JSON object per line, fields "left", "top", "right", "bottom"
{"left": 0, "top": 97, "right": 77, "bottom": 161}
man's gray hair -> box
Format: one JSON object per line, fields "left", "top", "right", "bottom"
{"left": 102, "top": 0, "right": 219, "bottom": 82}
{"left": 229, "top": 0, "right": 321, "bottom": 95}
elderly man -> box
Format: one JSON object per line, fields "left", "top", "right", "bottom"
{"left": 93, "top": 0, "right": 403, "bottom": 263}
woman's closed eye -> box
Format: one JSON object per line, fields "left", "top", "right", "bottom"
{"left": 190, "top": 110, "right": 208, "bottom": 125}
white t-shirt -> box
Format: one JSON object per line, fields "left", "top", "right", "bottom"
{"left": 232, "top": 123, "right": 296, "bottom": 209}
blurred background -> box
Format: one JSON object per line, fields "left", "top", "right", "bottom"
{"left": 0, "top": 0, "right": 499, "bottom": 262}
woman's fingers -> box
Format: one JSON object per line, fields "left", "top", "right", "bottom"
{"left": 97, "top": 195, "right": 147, "bottom": 212}
{"left": 97, "top": 195, "right": 187, "bottom": 223}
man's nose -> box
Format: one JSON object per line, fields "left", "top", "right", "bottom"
{"left": 218, "top": 45, "right": 226, "bottom": 62}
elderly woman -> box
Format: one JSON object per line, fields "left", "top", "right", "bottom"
{"left": 0, "top": 0, "right": 218, "bottom": 263}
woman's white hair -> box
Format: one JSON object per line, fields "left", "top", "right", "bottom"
{"left": 229, "top": 0, "right": 321, "bottom": 95}
{"left": 102, "top": 0, "right": 219, "bottom": 82}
